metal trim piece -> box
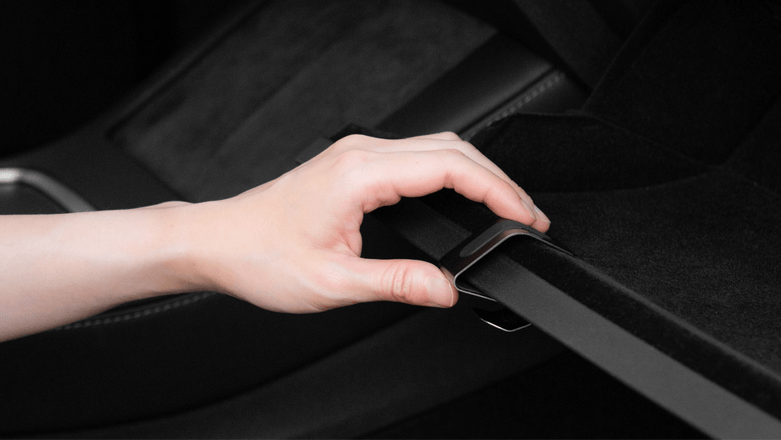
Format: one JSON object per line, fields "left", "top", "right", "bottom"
{"left": 439, "top": 218, "right": 573, "bottom": 332}
{"left": 0, "top": 168, "right": 95, "bottom": 213}
{"left": 471, "top": 307, "right": 531, "bottom": 333}
{"left": 440, "top": 218, "right": 573, "bottom": 300}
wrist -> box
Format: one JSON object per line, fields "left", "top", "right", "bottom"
{"left": 163, "top": 200, "right": 232, "bottom": 295}
{"left": 148, "top": 202, "right": 212, "bottom": 295}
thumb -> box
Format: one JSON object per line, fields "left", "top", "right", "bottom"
{"left": 347, "top": 258, "right": 458, "bottom": 308}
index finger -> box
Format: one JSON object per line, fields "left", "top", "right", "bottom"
{"left": 344, "top": 135, "right": 540, "bottom": 216}
{"left": 355, "top": 149, "right": 538, "bottom": 226}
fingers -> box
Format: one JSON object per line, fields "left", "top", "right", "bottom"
{"left": 407, "top": 131, "right": 463, "bottom": 142}
{"left": 138, "top": 201, "right": 191, "bottom": 210}
{"left": 334, "top": 134, "right": 550, "bottom": 231}
{"left": 532, "top": 205, "right": 550, "bottom": 233}
{"left": 345, "top": 257, "right": 457, "bottom": 308}
{"left": 349, "top": 148, "right": 538, "bottom": 226}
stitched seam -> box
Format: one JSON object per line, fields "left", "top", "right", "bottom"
{"left": 463, "top": 71, "right": 564, "bottom": 140}
{"left": 490, "top": 71, "right": 564, "bottom": 124}
{"left": 52, "top": 291, "right": 217, "bottom": 331}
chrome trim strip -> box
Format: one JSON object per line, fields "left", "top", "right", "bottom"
{"left": 0, "top": 168, "right": 95, "bottom": 213}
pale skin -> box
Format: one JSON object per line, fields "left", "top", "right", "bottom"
{"left": 0, "top": 132, "right": 549, "bottom": 342}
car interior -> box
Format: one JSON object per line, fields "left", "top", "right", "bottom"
{"left": 1, "top": 0, "right": 780, "bottom": 437}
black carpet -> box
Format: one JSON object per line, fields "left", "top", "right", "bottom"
{"left": 419, "top": 0, "right": 781, "bottom": 420}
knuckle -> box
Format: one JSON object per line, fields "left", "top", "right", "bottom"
{"left": 381, "top": 263, "right": 416, "bottom": 304}
{"left": 157, "top": 201, "right": 190, "bottom": 209}
{"left": 334, "top": 148, "right": 373, "bottom": 169}
{"left": 439, "top": 148, "right": 467, "bottom": 159}
{"left": 330, "top": 134, "right": 367, "bottom": 152}
{"left": 440, "top": 131, "right": 461, "bottom": 141}
{"left": 331, "top": 150, "right": 376, "bottom": 186}
{"left": 458, "top": 139, "right": 478, "bottom": 152}
{"left": 442, "top": 138, "right": 478, "bottom": 156}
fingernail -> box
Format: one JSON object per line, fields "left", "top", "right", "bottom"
{"left": 520, "top": 199, "right": 538, "bottom": 222}
{"left": 535, "top": 206, "right": 551, "bottom": 224}
{"left": 427, "top": 278, "right": 455, "bottom": 308}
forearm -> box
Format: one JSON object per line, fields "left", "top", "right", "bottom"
{"left": 0, "top": 134, "right": 547, "bottom": 342}
{"left": 0, "top": 203, "right": 200, "bottom": 341}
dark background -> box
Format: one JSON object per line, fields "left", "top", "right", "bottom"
{"left": 0, "top": 0, "right": 246, "bottom": 157}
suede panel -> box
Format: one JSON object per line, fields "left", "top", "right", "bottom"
{"left": 114, "top": 0, "right": 494, "bottom": 202}
{"left": 3, "top": 1, "right": 494, "bottom": 432}
{"left": 509, "top": 0, "right": 623, "bottom": 88}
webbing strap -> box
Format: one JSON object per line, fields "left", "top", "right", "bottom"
{"left": 371, "top": 198, "right": 781, "bottom": 439}
{"left": 298, "top": 133, "right": 781, "bottom": 436}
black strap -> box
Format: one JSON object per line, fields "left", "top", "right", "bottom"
{"left": 299, "top": 130, "right": 781, "bottom": 436}
{"left": 371, "top": 197, "right": 781, "bottom": 438}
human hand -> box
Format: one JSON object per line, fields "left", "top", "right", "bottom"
{"left": 184, "top": 132, "right": 550, "bottom": 312}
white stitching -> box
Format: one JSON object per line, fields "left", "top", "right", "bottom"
{"left": 490, "top": 71, "right": 564, "bottom": 124}
{"left": 463, "top": 71, "right": 565, "bottom": 141}
{"left": 52, "top": 291, "right": 218, "bottom": 331}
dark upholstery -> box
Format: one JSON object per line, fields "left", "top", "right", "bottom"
{"left": 114, "top": 0, "right": 494, "bottom": 203}
{"left": 3, "top": 0, "right": 768, "bottom": 435}
{"left": 419, "top": 0, "right": 781, "bottom": 419}
{"left": 0, "top": 0, "right": 504, "bottom": 434}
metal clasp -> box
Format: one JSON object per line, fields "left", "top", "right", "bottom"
{"left": 439, "top": 218, "right": 573, "bottom": 331}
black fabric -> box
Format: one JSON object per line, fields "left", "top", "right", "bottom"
{"left": 445, "top": 0, "right": 624, "bottom": 89}
{"left": 367, "top": 351, "right": 704, "bottom": 439}
{"left": 405, "top": 0, "right": 781, "bottom": 420}
{"left": 584, "top": 0, "right": 781, "bottom": 164}
{"left": 509, "top": 0, "right": 623, "bottom": 88}
{"left": 728, "top": 96, "right": 781, "bottom": 194}
{"left": 0, "top": 294, "right": 416, "bottom": 434}
{"left": 115, "top": 0, "right": 494, "bottom": 203}
{"left": 467, "top": 113, "right": 707, "bottom": 192}
{"left": 587, "top": 0, "right": 657, "bottom": 38}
